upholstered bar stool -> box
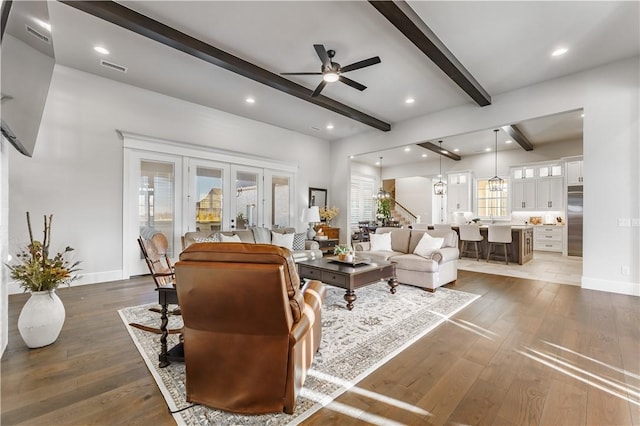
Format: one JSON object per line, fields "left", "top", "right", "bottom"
{"left": 458, "top": 224, "right": 483, "bottom": 261}
{"left": 487, "top": 225, "right": 512, "bottom": 264}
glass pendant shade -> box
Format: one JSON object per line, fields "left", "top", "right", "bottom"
{"left": 489, "top": 129, "right": 503, "bottom": 192}
{"left": 374, "top": 157, "right": 390, "bottom": 200}
{"left": 434, "top": 141, "right": 447, "bottom": 195}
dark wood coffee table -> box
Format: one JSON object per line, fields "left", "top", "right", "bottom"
{"left": 297, "top": 257, "right": 397, "bottom": 310}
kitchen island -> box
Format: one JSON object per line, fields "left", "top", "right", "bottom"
{"left": 451, "top": 225, "right": 534, "bottom": 265}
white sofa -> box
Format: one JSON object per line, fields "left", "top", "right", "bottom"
{"left": 182, "top": 227, "right": 323, "bottom": 262}
{"left": 353, "top": 227, "right": 459, "bottom": 292}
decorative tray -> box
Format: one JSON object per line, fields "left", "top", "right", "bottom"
{"left": 327, "top": 256, "right": 369, "bottom": 266}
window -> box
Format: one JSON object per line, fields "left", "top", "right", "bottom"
{"left": 350, "top": 176, "right": 375, "bottom": 225}
{"left": 477, "top": 178, "right": 509, "bottom": 219}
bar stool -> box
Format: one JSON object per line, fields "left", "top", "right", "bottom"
{"left": 487, "top": 225, "right": 512, "bottom": 264}
{"left": 458, "top": 224, "right": 483, "bottom": 261}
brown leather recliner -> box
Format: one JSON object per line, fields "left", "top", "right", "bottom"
{"left": 175, "top": 242, "right": 326, "bottom": 415}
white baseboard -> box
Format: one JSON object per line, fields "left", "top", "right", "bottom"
{"left": 582, "top": 276, "right": 640, "bottom": 296}
{"left": 8, "top": 270, "right": 124, "bottom": 295}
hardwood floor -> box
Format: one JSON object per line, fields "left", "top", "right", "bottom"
{"left": 2, "top": 271, "right": 638, "bottom": 425}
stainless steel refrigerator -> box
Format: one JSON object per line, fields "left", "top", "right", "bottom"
{"left": 567, "top": 186, "right": 583, "bottom": 257}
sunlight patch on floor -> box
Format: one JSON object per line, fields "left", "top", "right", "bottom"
{"left": 517, "top": 346, "right": 640, "bottom": 407}
{"left": 428, "top": 310, "right": 496, "bottom": 340}
{"left": 306, "top": 369, "right": 431, "bottom": 416}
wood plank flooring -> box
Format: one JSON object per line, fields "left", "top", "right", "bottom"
{"left": 2, "top": 271, "right": 638, "bottom": 425}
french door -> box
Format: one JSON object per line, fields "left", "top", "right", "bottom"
{"left": 230, "top": 165, "right": 263, "bottom": 230}
{"left": 184, "top": 159, "right": 230, "bottom": 233}
{"left": 124, "top": 151, "right": 183, "bottom": 277}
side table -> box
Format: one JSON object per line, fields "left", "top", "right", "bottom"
{"left": 315, "top": 238, "right": 338, "bottom": 255}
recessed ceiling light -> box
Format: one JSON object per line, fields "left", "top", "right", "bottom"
{"left": 349, "top": 155, "right": 354, "bottom": 159}
{"left": 453, "top": 148, "right": 460, "bottom": 152}
{"left": 505, "top": 140, "right": 512, "bottom": 144}
{"left": 421, "top": 154, "right": 427, "bottom": 158}
{"left": 552, "top": 47, "right": 568, "bottom": 57}
{"left": 34, "top": 19, "right": 51, "bottom": 32}
{"left": 245, "top": 97, "right": 255, "bottom": 104}
{"left": 581, "top": 113, "right": 584, "bottom": 118}
{"left": 94, "top": 46, "right": 109, "bottom": 55}
{"left": 485, "top": 147, "right": 492, "bottom": 152}
{"left": 405, "top": 98, "right": 415, "bottom": 104}
{"left": 326, "top": 124, "right": 334, "bottom": 130}
{"left": 375, "top": 161, "right": 380, "bottom": 166}
{"left": 404, "top": 147, "right": 411, "bottom": 152}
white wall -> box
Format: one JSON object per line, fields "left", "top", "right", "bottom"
{"left": 395, "top": 176, "right": 432, "bottom": 223}
{"left": 1, "top": 139, "right": 9, "bottom": 354}
{"left": 331, "top": 56, "right": 639, "bottom": 296}
{"left": 7, "top": 65, "right": 331, "bottom": 294}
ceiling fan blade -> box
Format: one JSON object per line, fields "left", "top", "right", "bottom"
{"left": 280, "top": 72, "right": 322, "bottom": 75}
{"left": 339, "top": 76, "right": 366, "bottom": 91}
{"left": 313, "top": 44, "right": 331, "bottom": 68}
{"left": 340, "top": 56, "right": 381, "bottom": 73}
{"left": 311, "top": 80, "right": 327, "bottom": 97}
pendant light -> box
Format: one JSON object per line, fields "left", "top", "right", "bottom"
{"left": 488, "top": 129, "right": 504, "bottom": 192}
{"left": 434, "top": 141, "right": 447, "bottom": 196}
{"left": 374, "top": 157, "right": 390, "bottom": 200}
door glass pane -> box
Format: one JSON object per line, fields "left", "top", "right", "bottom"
{"left": 140, "top": 160, "right": 175, "bottom": 256}
{"left": 271, "top": 175, "right": 290, "bottom": 228}
{"left": 195, "top": 167, "right": 223, "bottom": 232}
{"left": 235, "top": 171, "right": 258, "bottom": 229}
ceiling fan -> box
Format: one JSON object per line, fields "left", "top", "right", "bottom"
{"left": 281, "top": 44, "right": 381, "bottom": 97}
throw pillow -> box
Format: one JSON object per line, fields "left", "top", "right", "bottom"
{"left": 370, "top": 232, "right": 392, "bottom": 251}
{"left": 292, "top": 232, "right": 306, "bottom": 250}
{"left": 413, "top": 233, "right": 445, "bottom": 257}
{"left": 220, "top": 234, "right": 242, "bottom": 243}
{"left": 194, "top": 233, "right": 220, "bottom": 243}
{"left": 271, "top": 231, "right": 294, "bottom": 250}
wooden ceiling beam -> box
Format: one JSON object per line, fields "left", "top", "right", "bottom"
{"left": 369, "top": 1, "right": 491, "bottom": 107}
{"left": 417, "top": 141, "right": 461, "bottom": 161}
{"left": 60, "top": 1, "right": 391, "bottom": 132}
{"left": 502, "top": 124, "right": 534, "bottom": 151}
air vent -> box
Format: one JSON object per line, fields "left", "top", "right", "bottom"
{"left": 25, "top": 25, "right": 50, "bottom": 44}
{"left": 100, "top": 60, "right": 128, "bottom": 73}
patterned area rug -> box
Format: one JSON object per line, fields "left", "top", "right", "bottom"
{"left": 118, "top": 282, "right": 479, "bottom": 425}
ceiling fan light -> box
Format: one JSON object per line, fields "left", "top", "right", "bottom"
{"left": 323, "top": 72, "right": 339, "bottom": 83}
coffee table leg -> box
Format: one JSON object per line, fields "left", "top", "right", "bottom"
{"left": 388, "top": 277, "right": 398, "bottom": 294}
{"left": 344, "top": 290, "right": 357, "bottom": 311}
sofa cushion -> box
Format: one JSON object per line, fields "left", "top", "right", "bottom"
{"left": 390, "top": 253, "right": 439, "bottom": 272}
{"left": 364, "top": 250, "right": 400, "bottom": 263}
{"left": 370, "top": 232, "right": 392, "bottom": 251}
{"left": 272, "top": 231, "right": 294, "bottom": 250}
{"left": 376, "top": 227, "right": 411, "bottom": 253}
{"left": 194, "top": 233, "right": 220, "bottom": 243}
{"left": 413, "top": 233, "right": 444, "bottom": 257}
{"left": 251, "top": 227, "right": 272, "bottom": 244}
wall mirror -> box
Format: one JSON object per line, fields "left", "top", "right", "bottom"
{"left": 309, "top": 187, "right": 327, "bottom": 208}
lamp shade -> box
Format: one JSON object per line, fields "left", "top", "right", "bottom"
{"left": 305, "top": 206, "right": 321, "bottom": 223}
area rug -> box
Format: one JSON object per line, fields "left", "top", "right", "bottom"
{"left": 118, "top": 282, "right": 479, "bottom": 425}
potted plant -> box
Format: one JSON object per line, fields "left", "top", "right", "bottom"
{"left": 7, "top": 212, "right": 80, "bottom": 348}
{"left": 333, "top": 244, "right": 353, "bottom": 262}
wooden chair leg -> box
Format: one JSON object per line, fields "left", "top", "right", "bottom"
{"left": 504, "top": 243, "right": 509, "bottom": 265}
{"left": 474, "top": 241, "right": 480, "bottom": 261}
{"left": 486, "top": 243, "right": 492, "bottom": 262}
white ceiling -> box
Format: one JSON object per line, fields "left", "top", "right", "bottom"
{"left": 33, "top": 2, "right": 640, "bottom": 148}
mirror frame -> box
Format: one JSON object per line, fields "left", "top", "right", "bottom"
{"left": 309, "top": 187, "right": 327, "bottom": 208}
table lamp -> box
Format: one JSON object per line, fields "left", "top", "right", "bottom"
{"left": 305, "top": 206, "right": 321, "bottom": 239}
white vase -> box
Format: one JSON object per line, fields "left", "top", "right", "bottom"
{"left": 18, "top": 290, "right": 66, "bottom": 348}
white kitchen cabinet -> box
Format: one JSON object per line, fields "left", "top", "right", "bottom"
{"left": 536, "top": 177, "right": 564, "bottom": 210}
{"left": 447, "top": 172, "right": 472, "bottom": 212}
{"left": 567, "top": 160, "right": 584, "bottom": 185}
{"left": 512, "top": 166, "right": 535, "bottom": 180}
{"left": 538, "top": 163, "right": 563, "bottom": 178}
{"left": 534, "top": 226, "right": 563, "bottom": 252}
{"left": 512, "top": 179, "right": 536, "bottom": 211}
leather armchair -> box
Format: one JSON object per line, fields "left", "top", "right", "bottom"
{"left": 175, "top": 242, "right": 326, "bottom": 415}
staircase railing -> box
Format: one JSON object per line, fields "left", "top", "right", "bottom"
{"left": 391, "top": 198, "right": 417, "bottom": 225}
